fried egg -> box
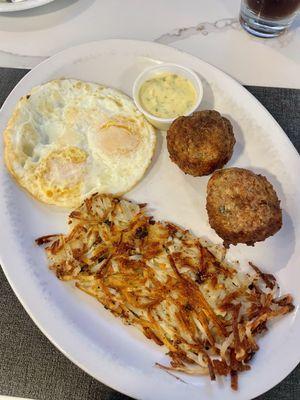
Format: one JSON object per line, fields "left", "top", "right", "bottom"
{"left": 4, "top": 79, "right": 156, "bottom": 207}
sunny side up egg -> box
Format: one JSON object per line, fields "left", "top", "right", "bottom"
{"left": 4, "top": 79, "right": 156, "bottom": 208}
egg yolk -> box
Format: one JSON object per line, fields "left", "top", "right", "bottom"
{"left": 37, "top": 147, "right": 87, "bottom": 199}
{"left": 97, "top": 121, "right": 140, "bottom": 156}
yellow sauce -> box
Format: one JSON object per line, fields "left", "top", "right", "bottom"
{"left": 139, "top": 73, "right": 197, "bottom": 119}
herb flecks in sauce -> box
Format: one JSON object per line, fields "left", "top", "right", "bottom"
{"left": 139, "top": 73, "right": 197, "bottom": 119}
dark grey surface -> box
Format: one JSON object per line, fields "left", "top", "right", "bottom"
{"left": 0, "top": 67, "right": 299, "bottom": 400}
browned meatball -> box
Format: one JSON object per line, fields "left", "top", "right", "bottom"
{"left": 206, "top": 168, "right": 282, "bottom": 247}
{"left": 166, "top": 110, "right": 235, "bottom": 176}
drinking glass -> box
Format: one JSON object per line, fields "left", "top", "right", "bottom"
{"left": 240, "top": 0, "right": 300, "bottom": 38}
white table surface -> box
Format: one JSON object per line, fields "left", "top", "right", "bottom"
{"left": 0, "top": 0, "right": 299, "bottom": 88}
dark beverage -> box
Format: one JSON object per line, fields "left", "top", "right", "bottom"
{"left": 240, "top": 0, "right": 300, "bottom": 37}
{"left": 246, "top": 0, "right": 300, "bottom": 19}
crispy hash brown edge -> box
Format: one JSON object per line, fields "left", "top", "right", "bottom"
{"left": 36, "top": 193, "right": 294, "bottom": 390}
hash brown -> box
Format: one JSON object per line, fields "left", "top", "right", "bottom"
{"left": 37, "top": 193, "right": 293, "bottom": 390}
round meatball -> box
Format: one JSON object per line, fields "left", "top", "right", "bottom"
{"left": 206, "top": 168, "right": 282, "bottom": 247}
{"left": 167, "top": 110, "right": 235, "bottom": 176}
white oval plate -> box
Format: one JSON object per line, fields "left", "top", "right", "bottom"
{"left": 0, "top": 0, "right": 54, "bottom": 12}
{"left": 0, "top": 39, "right": 299, "bottom": 400}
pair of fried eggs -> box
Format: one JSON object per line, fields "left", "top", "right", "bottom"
{"left": 4, "top": 79, "right": 156, "bottom": 207}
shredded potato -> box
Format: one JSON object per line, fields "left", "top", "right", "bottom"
{"left": 36, "top": 193, "right": 294, "bottom": 390}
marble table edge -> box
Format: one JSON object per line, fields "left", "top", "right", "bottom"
{"left": 0, "top": 13, "right": 299, "bottom": 69}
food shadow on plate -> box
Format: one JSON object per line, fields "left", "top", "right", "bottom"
{"left": 141, "top": 129, "right": 164, "bottom": 181}
{"left": 222, "top": 114, "right": 246, "bottom": 166}
{"left": 0, "top": 0, "right": 96, "bottom": 32}
{"left": 156, "top": 353, "right": 227, "bottom": 391}
{"left": 197, "top": 75, "right": 215, "bottom": 111}
{"left": 244, "top": 166, "right": 296, "bottom": 273}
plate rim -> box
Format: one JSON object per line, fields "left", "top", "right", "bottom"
{"left": 0, "top": 0, "right": 55, "bottom": 12}
{"left": 0, "top": 38, "right": 299, "bottom": 400}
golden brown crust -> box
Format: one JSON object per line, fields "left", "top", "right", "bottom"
{"left": 206, "top": 168, "right": 282, "bottom": 246}
{"left": 166, "top": 110, "right": 235, "bottom": 176}
{"left": 36, "top": 193, "right": 294, "bottom": 390}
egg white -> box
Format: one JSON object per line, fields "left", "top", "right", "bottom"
{"left": 4, "top": 79, "right": 156, "bottom": 207}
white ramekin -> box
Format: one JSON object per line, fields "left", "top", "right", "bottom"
{"left": 133, "top": 63, "right": 203, "bottom": 130}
